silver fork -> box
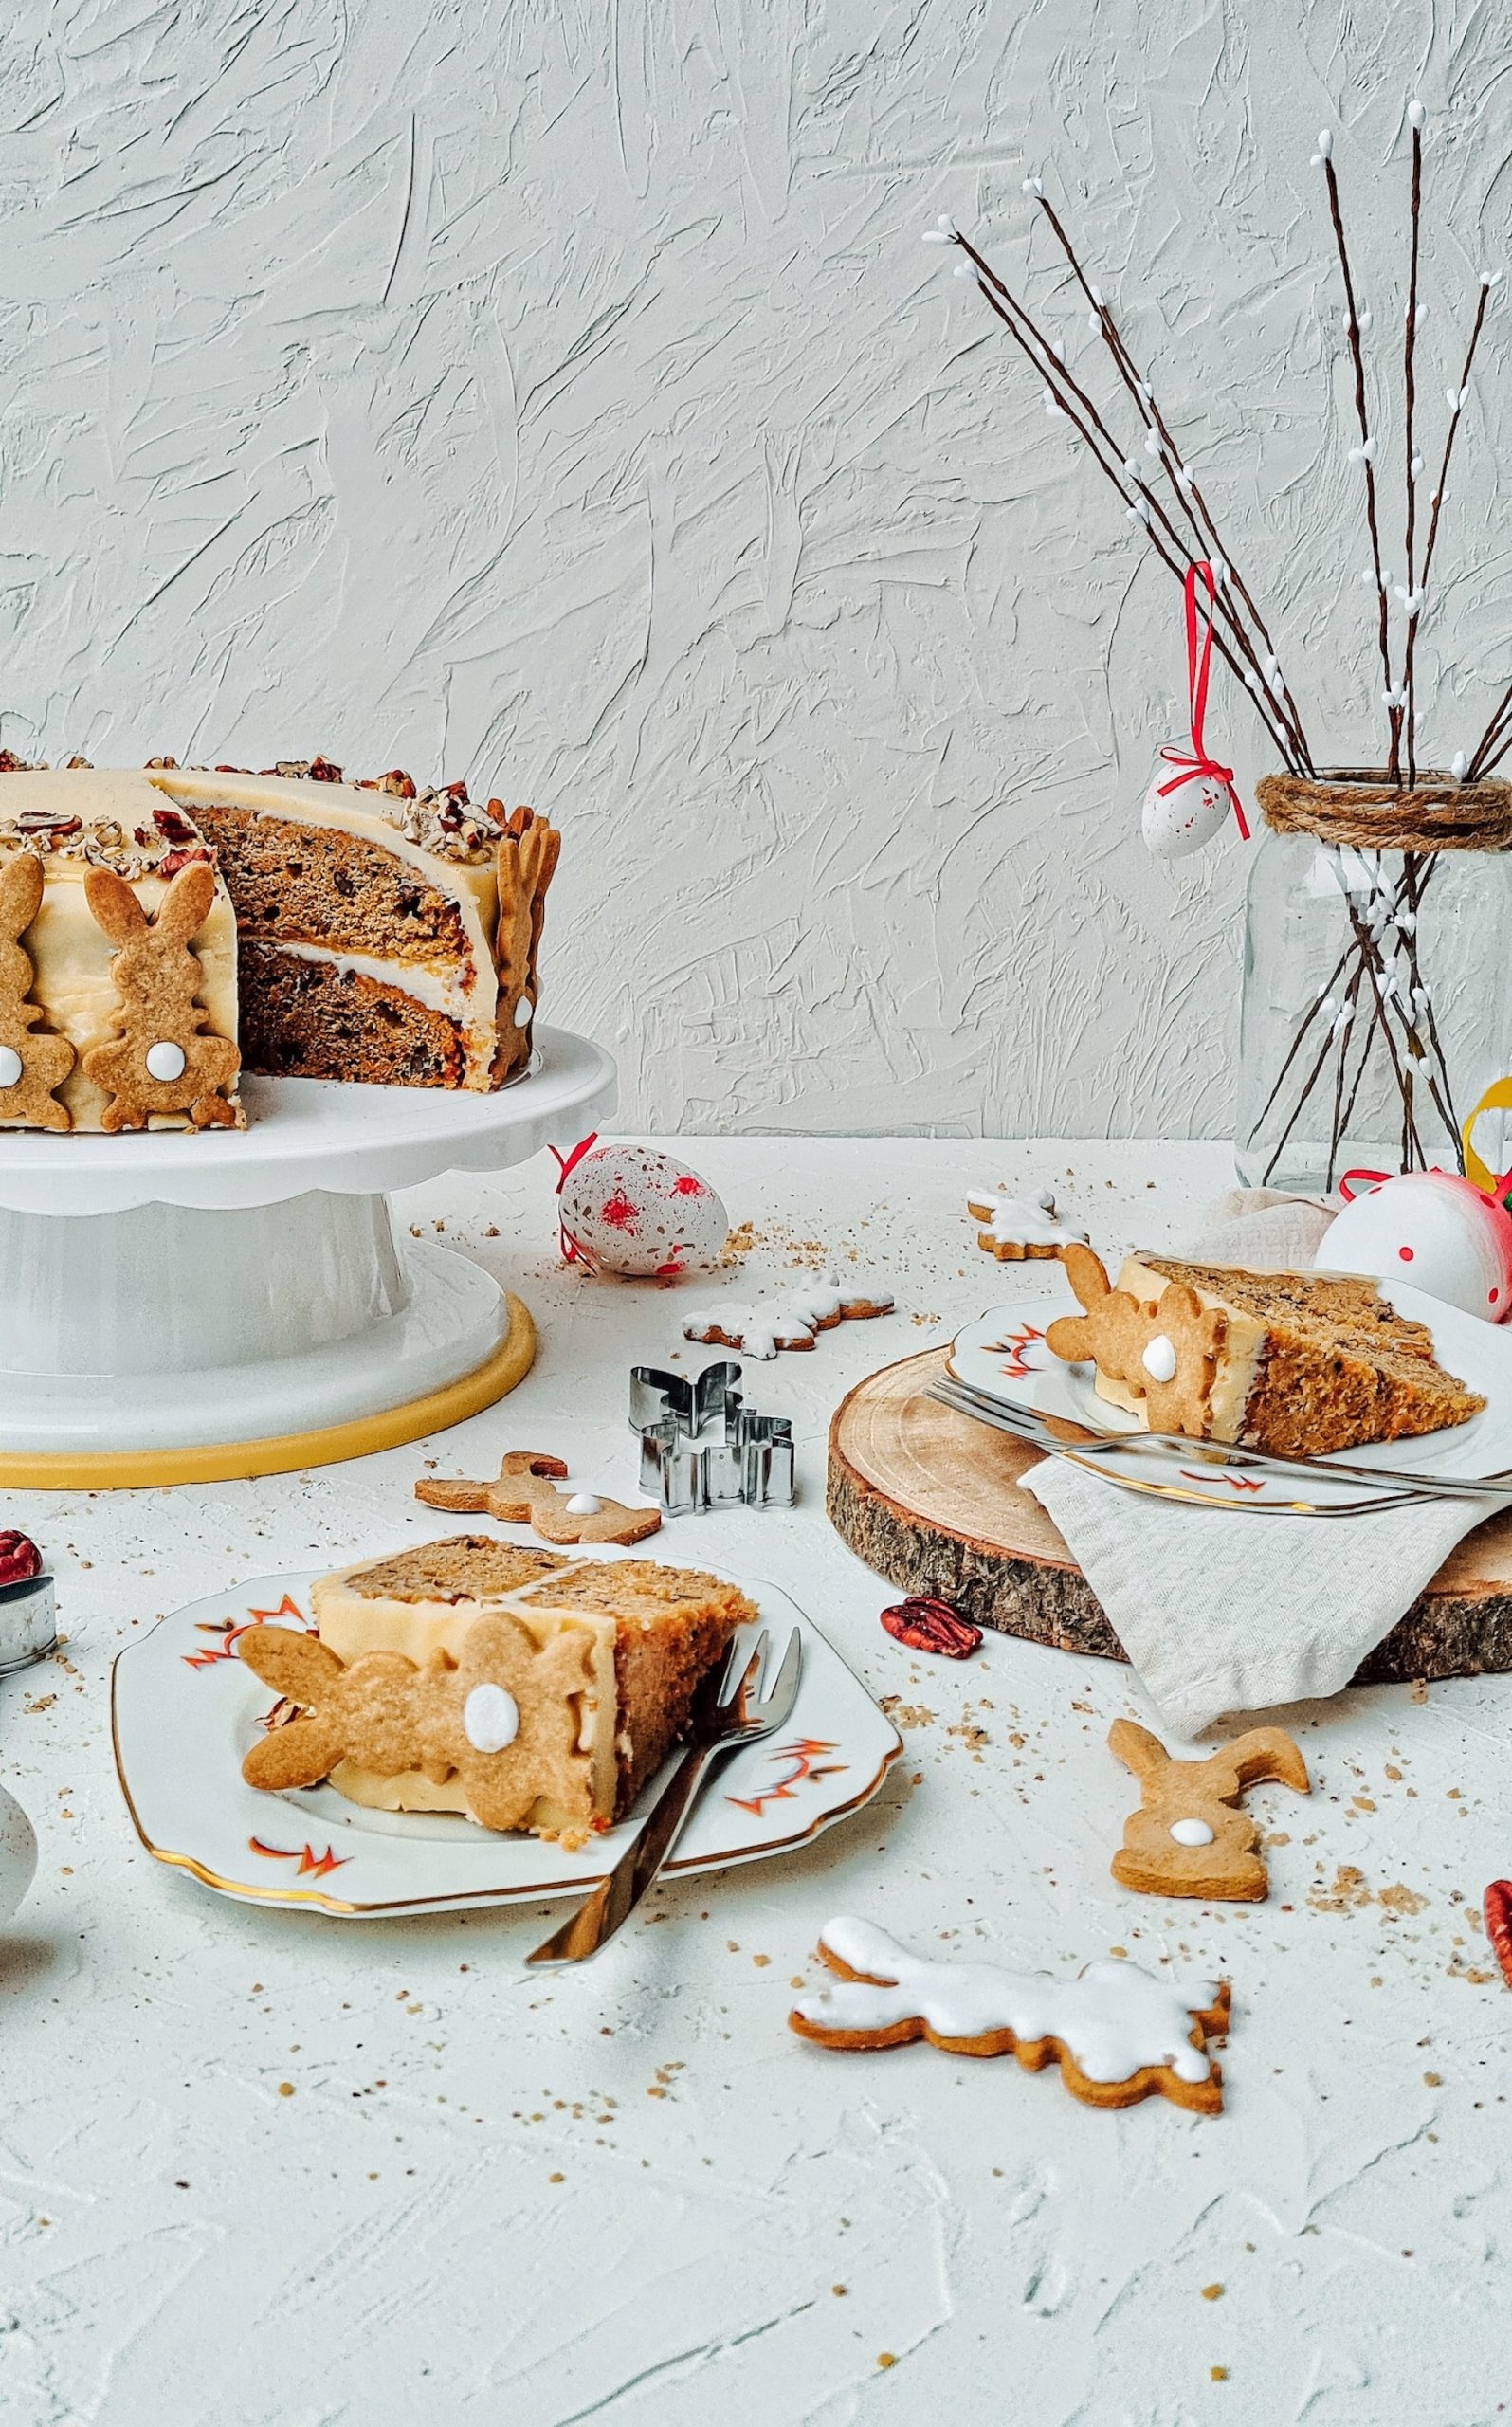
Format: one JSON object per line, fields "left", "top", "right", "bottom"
{"left": 525, "top": 1626, "right": 804, "bottom": 1965}
{"left": 927, "top": 1378, "right": 1437, "bottom": 1516}
{"left": 931, "top": 1369, "right": 1512, "bottom": 1504}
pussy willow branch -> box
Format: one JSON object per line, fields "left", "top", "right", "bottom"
{"left": 1401, "top": 119, "right": 1424, "bottom": 785}
{"left": 949, "top": 229, "right": 1306, "bottom": 772}
{"left": 1321, "top": 156, "right": 1402, "bottom": 780}
{"left": 1028, "top": 195, "right": 1316, "bottom": 773}
{"left": 1404, "top": 277, "right": 1493, "bottom": 778}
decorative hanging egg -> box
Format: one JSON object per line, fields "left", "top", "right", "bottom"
{"left": 0, "top": 1783, "right": 37, "bottom": 1926}
{"left": 1140, "top": 753, "right": 1230, "bottom": 859}
{"left": 1317, "top": 1170, "right": 1512, "bottom": 1323}
{"left": 557, "top": 1142, "right": 729, "bottom": 1278}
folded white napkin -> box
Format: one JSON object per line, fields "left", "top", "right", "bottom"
{"left": 1018, "top": 1190, "right": 1500, "bottom": 1736}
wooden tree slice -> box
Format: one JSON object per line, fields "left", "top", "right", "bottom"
{"left": 827, "top": 1346, "right": 1512, "bottom": 1686}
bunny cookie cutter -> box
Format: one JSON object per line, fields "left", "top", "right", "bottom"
{"left": 82, "top": 860, "right": 241, "bottom": 1131}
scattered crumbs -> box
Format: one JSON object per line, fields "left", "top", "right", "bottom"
{"left": 1423, "top": 2071, "right": 1443, "bottom": 2088}
{"left": 1351, "top": 1797, "right": 1376, "bottom": 1814}
{"left": 1378, "top": 1883, "right": 1429, "bottom": 1916}
{"left": 790, "top": 1976, "right": 805, "bottom": 1989}
{"left": 1385, "top": 1763, "right": 1403, "bottom": 1781}
{"left": 1202, "top": 2283, "right": 1224, "bottom": 2302}
{"left": 277, "top": 2082, "right": 295, "bottom": 2098}
{"left": 1211, "top": 2366, "right": 1229, "bottom": 2382}
{"left": 1411, "top": 1679, "right": 1429, "bottom": 1703}
{"left": 831, "top": 2284, "right": 847, "bottom": 2298}
{"left": 877, "top": 2353, "right": 897, "bottom": 2371}
{"left": 549, "top": 2172, "right": 565, "bottom": 2184}
{"left": 879, "top": 1696, "right": 936, "bottom": 1730}
{"left": 727, "top": 1941, "right": 739, "bottom": 1954}
{"left": 752, "top": 1954, "right": 770, "bottom": 1968}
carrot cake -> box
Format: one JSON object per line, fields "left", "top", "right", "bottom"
{"left": 1045, "top": 1243, "right": 1485, "bottom": 1456}
{"left": 0, "top": 754, "right": 557, "bottom": 1131}
{"left": 237, "top": 1537, "right": 754, "bottom": 1841}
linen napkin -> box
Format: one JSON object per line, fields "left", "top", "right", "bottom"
{"left": 1018, "top": 1190, "right": 1501, "bottom": 1737}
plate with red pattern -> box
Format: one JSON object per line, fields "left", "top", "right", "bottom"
{"left": 112, "top": 1566, "right": 901, "bottom": 1916}
{"left": 948, "top": 1274, "right": 1512, "bottom": 1515}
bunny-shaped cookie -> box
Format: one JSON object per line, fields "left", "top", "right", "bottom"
{"left": 1046, "top": 1243, "right": 1226, "bottom": 1438}
{"left": 1107, "top": 1718, "right": 1310, "bottom": 1901}
{"left": 494, "top": 808, "right": 559, "bottom": 1080}
{"left": 82, "top": 861, "right": 241, "bottom": 1131}
{"left": 0, "top": 852, "right": 75, "bottom": 1131}
{"left": 239, "top": 1614, "right": 597, "bottom": 1832}
{"left": 415, "top": 1450, "right": 662, "bottom": 1544}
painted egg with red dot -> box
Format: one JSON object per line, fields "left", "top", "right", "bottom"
{"left": 1140, "top": 754, "right": 1230, "bottom": 859}
{"left": 1317, "top": 1170, "right": 1512, "bottom": 1323}
{"left": 558, "top": 1144, "right": 729, "bottom": 1277}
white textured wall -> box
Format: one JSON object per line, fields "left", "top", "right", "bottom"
{"left": 2, "top": 1, "right": 1507, "bottom": 1134}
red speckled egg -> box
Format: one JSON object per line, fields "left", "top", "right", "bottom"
{"left": 559, "top": 1145, "right": 728, "bottom": 1277}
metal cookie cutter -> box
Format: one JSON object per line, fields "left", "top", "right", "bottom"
{"left": 628, "top": 1360, "right": 795, "bottom": 1515}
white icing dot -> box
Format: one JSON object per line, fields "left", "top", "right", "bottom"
{"left": 145, "top": 1040, "right": 187, "bottom": 1083}
{"left": 564, "top": 1491, "right": 602, "bottom": 1516}
{"left": 513, "top": 996, "right": 533, "bottom": 1028}
{"left": 1141, "top": 1334, "right": 1178, "bottom": 1383}
{"left": 1169, "top": 1816, "right": 1216, "bottom": 1847}
{"left": 0, "top": 1047, "right": 22, "bottom": 1088}
{"left": 463, "top": 1682, "right": 520, "bottom": 1755}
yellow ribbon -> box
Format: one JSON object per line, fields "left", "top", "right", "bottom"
{"left": 1462, "top": 1077, "right": 1512, "bottom": 1195}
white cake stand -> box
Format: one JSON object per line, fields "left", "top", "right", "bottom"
{"left": 0, "top": 1025, "right": 616, "bottom": 1488}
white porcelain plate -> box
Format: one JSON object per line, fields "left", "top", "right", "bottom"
{"left": 111, "top": 1566, "right": 902, "bottom": 1916}
{"left": 948, "top": 1268, "right": 1512, "bottom": 1514}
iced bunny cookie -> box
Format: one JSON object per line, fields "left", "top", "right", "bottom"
{"left": 789, "top": 1918, "right": 1229, "bottom": 2113}
{"left": 682, "top": 1274, "right": 894, "bottom": 1359}
{"left": 1046, "top": 1242, "right": 1225, "bottom": 1434}
{"left": 0, "top": 852, "right": 75, "bottom": 1130}
{"left": 415, "top": 1451, "right": 662, "bottom": 1544}
{"left": 82, "top": 861, "right": 242, "bottom": 1130}
{"left": 1108, "top": 1719, "right": 1310, "bottom": 1901}
{"left": 238, "top": 1614, "right": 594, "bottom": 1833}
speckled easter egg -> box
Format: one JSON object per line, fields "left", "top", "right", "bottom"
{"left": 560, "top": 1145, "right": 728, "bottom": 1277}
{"left": 1318, "top": 1170, "right": 1512, "bottom": 1323}
{"left": 1141, "top": 756, "right": 1230, "bottom": 858}
{"left": 0, "top": 1783, "right": 36, "bottom": 1926}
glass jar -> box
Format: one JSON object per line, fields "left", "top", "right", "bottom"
{"left": 1236, "top": 770, "right": 1512, "bottom": 1193}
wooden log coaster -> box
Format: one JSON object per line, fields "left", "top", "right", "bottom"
{"left": 827, "top": 1346, "right": 1512, "bottom": 1686}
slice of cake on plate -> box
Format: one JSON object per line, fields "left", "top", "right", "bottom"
{"left": 237, "top": 1537, "right": 755, "bottom": 1843}
{"left": 1046, "top": 1243, "right": 1485, "bottom": 1457}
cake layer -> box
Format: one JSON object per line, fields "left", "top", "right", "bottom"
{"left": 237, "top": 941, "right": 470, "bottom": 1088}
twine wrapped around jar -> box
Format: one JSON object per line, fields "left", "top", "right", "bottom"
{"left": 1256, "top": 769, "right": 1512, "bottom": 852}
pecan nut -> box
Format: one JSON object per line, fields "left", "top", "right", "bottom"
{"left": 880, "top": 1596, "right": 981, "bottom": 1659}
{"left": 1485, "top": 1879, "right": 1512, "bottom": 1989}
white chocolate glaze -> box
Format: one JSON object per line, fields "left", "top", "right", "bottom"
{"left": 1140, "top": 1333, "right": 1178, "bottom": 1383}
{"left": 683, "top": 1272, "right": 893, "bottom": 1359}
{"left": 967, "top": 1185, "right": 1090, "bottom": 1250}
{"left": 463, "top": 1682, "right": 520, "bottom": 1754}
{"left": 792, "top": 1918, "right": 1219, "bottom": 2088}
{"left": 1169, "top": 1817, "right": 1216, "bottom": 1847}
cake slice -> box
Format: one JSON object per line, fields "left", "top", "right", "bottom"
{"left": 1045, "top": 1244, "right": 1485, "bottom": 1458}
{"left": 237, "top": 1536, "right": 754, "bottom": 1842}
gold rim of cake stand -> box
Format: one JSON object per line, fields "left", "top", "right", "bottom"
{"left": 0, "top": 1292, "right": 537, "bottom": 1490}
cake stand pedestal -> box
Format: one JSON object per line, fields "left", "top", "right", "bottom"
{"left": 0, "top": 1025, "right": 615, "bottom": 1489}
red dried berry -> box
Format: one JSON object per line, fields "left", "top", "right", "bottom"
{"left": 880, "top": 1596, "right": 981, "bottom": 1659}
{"left": 1485, "top": 1880, "right": 1512, "bottom": 1990}
{"left": 0, "top": 1530, "right": 43, "bottom": 1588}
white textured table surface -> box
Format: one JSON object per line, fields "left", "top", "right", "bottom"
{"left": 3, "top": 1137, "right": 1505, "bottom": 2427}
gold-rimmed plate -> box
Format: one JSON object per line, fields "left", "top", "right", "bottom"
{"left": 111, "top": 1565, "right": 901, "bottom": 1917}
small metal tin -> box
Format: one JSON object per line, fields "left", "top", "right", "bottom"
{"left": 629, "top": 1360, "right": 795, "bottom": 1516}
{"left": 0, "top": 1570, "right": 57, "bottom": 1675}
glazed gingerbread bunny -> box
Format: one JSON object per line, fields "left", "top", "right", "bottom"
{"left": 1108, "top": 1718, "right": 1310, "bottom": 1902}
{"left": 82, "top": 861, "right": 241, "bottom": 1131}
{"left": 239, "top": 1613, "right": 595, "bottom": 1832}
{"left": 1046, "top": 1243, "right": 1226, "bottom": 1438}
{"left": 0, "top": 852, "right": 75, "bottom": 1131}
{"left": 416, "top": 1450, "right": 662, "bottom": 1544}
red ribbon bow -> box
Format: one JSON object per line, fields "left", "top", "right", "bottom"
{"left": 1156, "top": 562, "right": 1249, "bottom": 841}
{"left": 549, "top": 1131, "right": 599, "bottom": 1267}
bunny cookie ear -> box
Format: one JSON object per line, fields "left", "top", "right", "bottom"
{"left": 238, "top": 1629, "right": 351, "bottom": 1792}
{"left": 82, "top": 865, "right": 149, "bottom": 945}
{"left": 0, "top": 850, "right": 44, "bottom": 940}
{"left": 152, "top": 859, "right": 218, "bottom": 946}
